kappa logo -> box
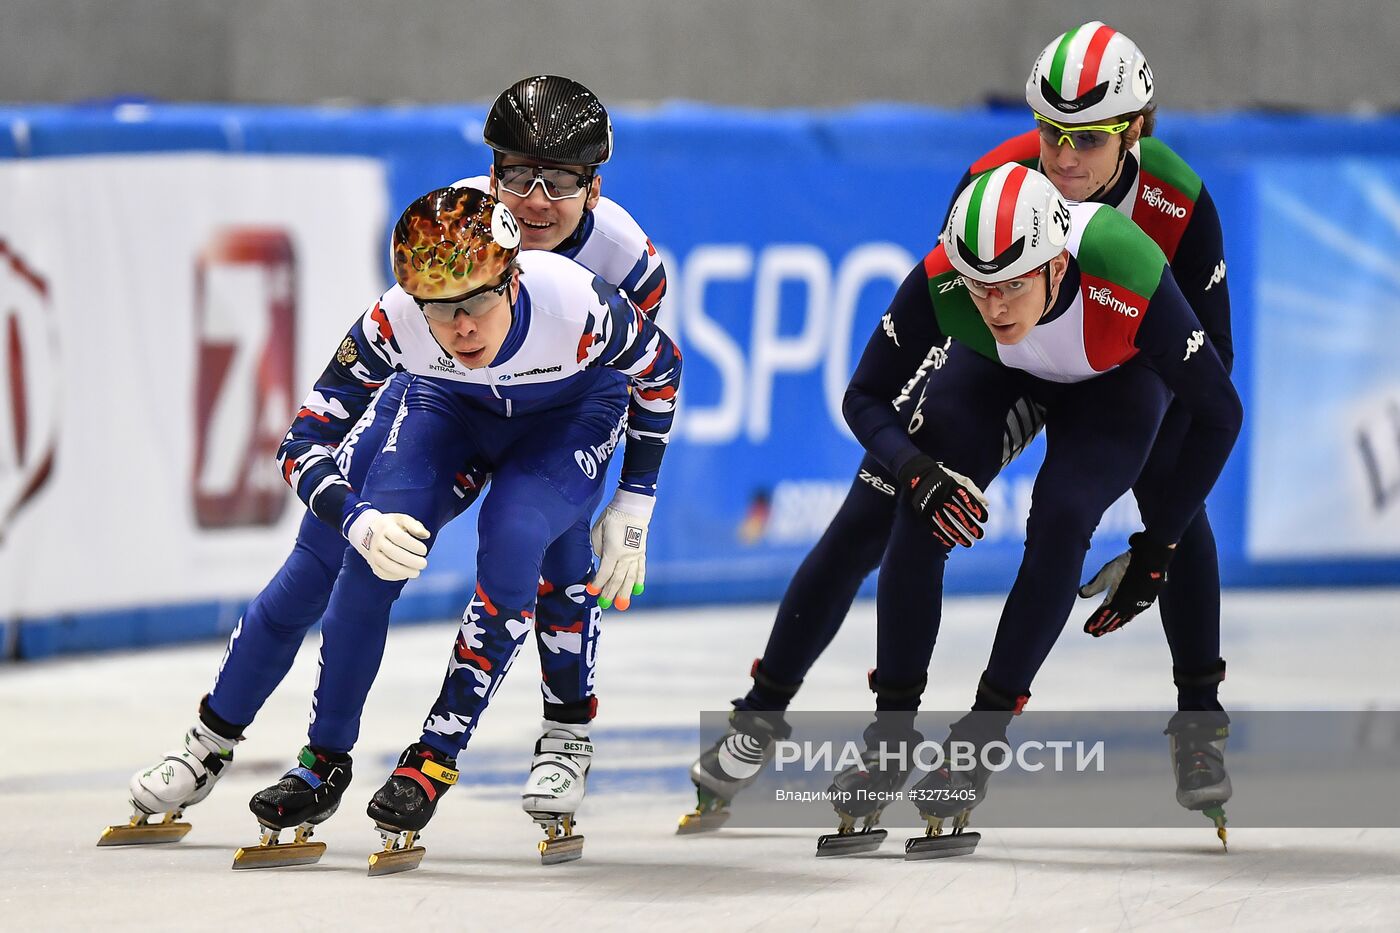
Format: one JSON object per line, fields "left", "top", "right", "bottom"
{"left": 1205, "top": 260, "right": 1227, "bottom": 291}
{"left": 1087, "top": 285, "right": 1141, "bottom": 318}
{"left": 1183, "top": 329, "right": 1206, "bottom": 361}
{"left": 881, "top": 312, "right": 899, "bottom": 346}
{"left": 1142, "top": 186, "right": 1188, "bottom": 219}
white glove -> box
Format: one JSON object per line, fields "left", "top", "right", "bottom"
{"left": 588, "top": 490, "right": 654, "bottom": 610}
{"left": 347, "top": 508, "right": 430, "bottom": 582}
{"left": 1078, "top": 549, "right": 1131, "bottom": 600}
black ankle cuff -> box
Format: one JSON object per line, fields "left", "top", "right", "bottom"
{"left": 972, "top": 672, "right": 1029, "bottom": 713}
{"left": 544, "top": 696, "right": 597, "bottom": 724}
{"left": 198, "top": 695, "right": 248, "bottom": 741}
{"left": 307, "top": 744, "right": 352, "bottom": 764}
{"left": 867, "top": 669, "right": 927, "bottom": 711}
{"left": 1173, "top": 658, "right": 1227, "bottom": 688}
{"left": 751, "top": 659, "right": 802, "bottom": 700}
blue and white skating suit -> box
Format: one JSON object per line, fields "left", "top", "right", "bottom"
{"left": 210, "top": 250, "right": 679, "bottom": 755}
{"left": 279, "top": 251, "right": 678, "bottom": 533}
{"left": 206, "top": 184, "right": 666, "bottom": 735}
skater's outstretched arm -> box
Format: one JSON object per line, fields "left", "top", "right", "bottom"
{"left": 276, "top": 297, "right": 402, "bottom": 534}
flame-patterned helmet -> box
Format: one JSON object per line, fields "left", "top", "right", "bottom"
{"left": 1026, "top": 22, "right": 1154, "bottom": 125}
{"left": 391, "top": 187, "right": 522, "bottom": 302}
{"left": 484, "top": 75, "right": 612, "bottom": 167}
{"left": 943, "top": 165, "right": 1070, "bottom": 283}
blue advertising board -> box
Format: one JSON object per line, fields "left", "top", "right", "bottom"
{"left": 3, "top": 102, "right": 1398, "bottom": 656}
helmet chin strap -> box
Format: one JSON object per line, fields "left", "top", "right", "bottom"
{"left": 1037, "top": 134, "right": 1133, "bottom": 204}
{"left": 1084, "top": 133, "right": 1135, "bottom": 202}
{"left": 1038, "top": 261, "right": 1058, "bottom": 321}
{"left": 557, "top": 208, "right": 592, "bottom": 254}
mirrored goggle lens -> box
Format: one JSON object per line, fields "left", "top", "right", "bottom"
{"left": 1035, "top": 122, "right": 1116, "bottom": 151}
{"left": 495, "top": 164, "right": 591, "bottom": 200}
{"left": 418, "top": 280, "right": 508, "bottom": 322}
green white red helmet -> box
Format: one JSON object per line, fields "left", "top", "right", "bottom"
{"left": 1026, "top": 21, "right": 1153, "bottom": 125}
{"left": 943, "top": 164, "right": 1070, "bottom": 283}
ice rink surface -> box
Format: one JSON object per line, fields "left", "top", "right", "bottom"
{"left": 3, "top": 588, "right": 1399, "bottom": 932}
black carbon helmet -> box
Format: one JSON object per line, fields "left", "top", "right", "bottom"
{"left": 483, "top": 75, "right": 612, "bottom": 168}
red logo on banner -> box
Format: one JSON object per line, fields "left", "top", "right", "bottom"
{"left": 192, "top": 228, "right": 297, "bottom": 528}
{"left": 0, "top": 239, "right": 59, "bottom": 542}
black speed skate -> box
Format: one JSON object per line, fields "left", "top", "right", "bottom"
{"left": 233, "top": 746, "right": 352, "bottom": 870}
{"left": 816, "top": 716, "right": 922, "bottom": 857}
{"left": 678, "top": 708, "right": 791, "bottom": 835}
{"left": 365, "top": 743, "right": 459, "bottom": 876}
{"left": 904, "top": 739, "right": 998, "bottom": 861}
{"left": 905, "top": 683, "right": 1022, "bottom": 861}
{"left": 1166, "top": 711, "right": 1232, "bottom": 850}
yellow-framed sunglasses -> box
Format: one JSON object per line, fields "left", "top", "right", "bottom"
{"left": 1033, "top": 113, "right": 1131, "bottom": 151}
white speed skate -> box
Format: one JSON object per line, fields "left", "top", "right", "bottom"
{"left": 521, "top": 722, "right": 593, "bottom": 865}
{"left": 98, "top": 721, "right": 239, "bottom": 846}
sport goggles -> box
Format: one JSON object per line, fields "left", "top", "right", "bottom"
{"left": 416, "top": 277, "right": 510, "bottom": 322}
{"left": 1033, "top": 113, "right": 1131, "bottom": 151}
{"left": 963, "top": 264, "right": 1046, "bottom": 300}
{"left": 493, "top": 163, "right": 593, "bottom": 200}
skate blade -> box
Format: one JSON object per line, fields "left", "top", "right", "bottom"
{"left": 368, "top": 845, "right": 425, "bottom": 876}
{"left": 676, "top": 808, "right": 730, "bottom": 835}
{"left": 815, "top": 828, "right": 887, "bottom": 857}
{"left": 1202, "top": 805, "right": 1228, "bottom": 851}
{"left": 904, "top": 831, "right": 980, "bottom": 860}
{"left": 97, "top": 818, "right": 193, "bottom": 847}
{"left": 231, "top": 840, "right": 326, "bottom": 870}
{"left": 539, "top": 833, "right": 585, "bottom": 865}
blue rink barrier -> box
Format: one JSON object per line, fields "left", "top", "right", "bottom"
{"left": 3, "top": 102, "right": 1399, "bottom": 659}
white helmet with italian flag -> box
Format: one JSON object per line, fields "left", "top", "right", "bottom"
{"left": 943, "top": 164, "right": 1070, "bottom": 283}
{"left": 1026, "top": 21, "right": 1153, "bottom": 124}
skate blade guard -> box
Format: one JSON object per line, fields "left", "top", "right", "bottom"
{"left": 368, "top": 826, "right": 426, "bottom": 876}
{"left": 97, "top": 811, "right": 193, "bottom": 846}
{"left": 815, "top": 827, "right": 887, "bottom": 857}
{"left": 904, "top": 831, "right": 980, "bottom": 860}
{"left": 231, "top": 824, "right": 327, "bottom": 870}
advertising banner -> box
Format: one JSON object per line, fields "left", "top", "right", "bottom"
{"left": 0, "top": 154, "right": 388, "bottom": 619}
{"left": 1247, "top": 160, "right": 1400, "bottom": 559}
{"left": 1, "top": 105, "right": 1397, "bottom": 656}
